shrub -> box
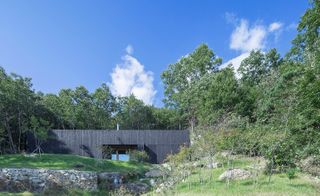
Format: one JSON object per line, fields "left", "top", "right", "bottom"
{"left": 165, "top": 146, "right": 193, "bottom": 166}
{"left": 286, "top": 168, "right": 297, "bottom": 180}
{"left": 129, "top": 150, "right": 149, "bottom": 162}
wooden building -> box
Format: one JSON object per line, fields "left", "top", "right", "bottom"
{"left": 28, "top": 129, "right": 190, "bottom": 163}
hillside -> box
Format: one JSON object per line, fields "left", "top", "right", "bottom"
{"left": 0, "top": 154, "right": 150, "bottom": 174}
{"left": 158, "top": 156, "right": 320, "bottom": 196}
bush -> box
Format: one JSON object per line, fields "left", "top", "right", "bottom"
{"left": 286, "top": 168, "right": 297, "bottom": 180}
{"left": 129, "top": 150, "right": 149, "bottom": 162}
{"left": 165, "top": 146, "right": 193, "bottom": 166}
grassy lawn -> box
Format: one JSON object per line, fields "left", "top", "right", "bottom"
{"left": 168, "top": 157, "right": 320, "bottom": 196}
{"left": 0, "top": 153, "right": 150, "bottom": 174}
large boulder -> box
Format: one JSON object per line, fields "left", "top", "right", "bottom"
{"left": 219, "top": 169, "right": 252, "bottom": 181}
{"left": 0, "top": 173, "right": 9, "bottom": 191}
{"left": 123, "top": 182, "right": 150, "bottom": 195}
{"left": 207, "top": 161, "right": 221, "bottom": 169}
{"left": 191, "top": 157, "right": 222, "bottom": 169}
{"left": 98, "top": 172, "right": 126, "bottom": 183}
{"left": 145, "top": 168, "right": 163, "bottom": 178}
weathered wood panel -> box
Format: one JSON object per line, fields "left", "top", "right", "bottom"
{"left": 28, "top": 130, "right": 189, "bottom": 163}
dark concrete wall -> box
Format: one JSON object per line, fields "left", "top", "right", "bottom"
{"left": 28, "top": 130, "right": 189, "bottom": 163}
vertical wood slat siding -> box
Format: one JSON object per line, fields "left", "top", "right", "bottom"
{"left": 38, "top": 130, "right": 189, "bottom": 163}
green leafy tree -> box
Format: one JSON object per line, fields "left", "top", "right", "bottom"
{"left": 161, "top": 44, "right": 222, "bottom": 130}
{"left": 115, "top": 95, "right": 154, "bottom": 130}
{"left": 92, "top": 83, "right": 116, "bottom": 129}
{"left": 0, "top": 67, "right": 36, "bottom": 153}
{"left": 30, "top": 115, "right": 52, "bottom": 154}
{"left": 193, "top": 67, "right": 239, "bottom": 126}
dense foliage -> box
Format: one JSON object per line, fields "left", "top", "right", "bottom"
{"left": 161, "top": 0, "right": 320, "bottom": 170}
{"left": 0, "top": 72, "right": 184, "bottom": 153}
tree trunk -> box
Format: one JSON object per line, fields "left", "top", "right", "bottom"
{"left": 18, "top": 110, "right": 22, "bottom": 152}
{"left": 189, "top": 116, "right": 195, "bottom": 133}
{"left": 5, "top": 113, "right": 16, "bottom": 153}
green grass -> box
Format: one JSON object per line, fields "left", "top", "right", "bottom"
{"left": 0, "top": 153, "right": 150, "bottom": 174}
{"left": 168, "top": 156, "right": 320, "bottom": 196}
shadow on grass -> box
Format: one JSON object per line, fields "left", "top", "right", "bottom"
{"left": 257, "top": 181, "right": 275, "bottom": 186}
{"left": 240, "top": 181, "right": 254, "bottom": 186}
{"left": 288, "top": 183, "right": 314, "bottom": 189}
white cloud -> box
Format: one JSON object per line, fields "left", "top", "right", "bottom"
{"left": 230, "top": 19, "right": 267, "bottom": 52}
{"left": 268, "top": 22, "right": 283, "bottom": 32}
{"left": 109, "top": 46, "right": 156, "bottom": 105}
{"left": 125, "top": 45, "right": 134, "bottom": 55}
{"left": 220, "top": 52, "right": 250, "bottom": 78}
{"left": 222, "top": 16, "right": 284, "bottom": 76}
{"left": 225, "top": 12, "right": 238, "bottom": 25}
{"left": 286, "top": 23, "right": 297, "bottom": 31}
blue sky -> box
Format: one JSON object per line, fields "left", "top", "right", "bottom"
{"left": 0, "top": 0, "right": 309, "bottom": 106}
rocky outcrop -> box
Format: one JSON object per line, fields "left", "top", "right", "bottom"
{"left": 98, "top": 172, "right": 128, "bottom": 185}
{"left": 123, "top": 182, "right": 150, "bottom": 195}
{"left": 0, "top": 168, "right": 97, "bottom": 192}
{"left": 192, "top": 157, "right": 222, "bottom": 169}
{"left": 145, "top": 168, "right": 164, "bottom": 178}
{"left": 219, "top": 169, "right": 252, "bottom": 181}
{"left": 0, "top": 168, "right": 152, "bottom": 195}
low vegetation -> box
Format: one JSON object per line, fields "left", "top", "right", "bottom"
{"left": 160, "top": 156, "right": 320, "bottom": 196}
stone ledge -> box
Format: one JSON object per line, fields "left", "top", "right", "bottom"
{"left": 0, "top": 168, "right": 97, "bottom": 192}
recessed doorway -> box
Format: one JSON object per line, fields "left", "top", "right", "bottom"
{"left": 102, "top": 144, "right": 137, "bottom": 161}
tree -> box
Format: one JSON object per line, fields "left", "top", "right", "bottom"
{"left": 30, "top": 115, "right": 52, "bottom": 155}
{"left": 237, "top": 49, "right": 282, "bottom": 122}
{"left": 58, "top": 89, "right": 77, "bottom": 129}
{"left": 161, "top": 44, "right": 222, "bottom": 130}
{"left": 115, "top": 95, "right": 154, "bottom": 130}
{"left": 42, "top": 94, "right": 65, "bottom": 129}
{"left": 238, "top": 49, "right": 281, "bottom": 86}
{"left": 0, "top": 67, "right": 36, "bottom": 153}
{"left": 193, "top": 67, "right": 239, "bottom": 126}
{"left": 92, "top": 83, "right": 116, "bottom": 129}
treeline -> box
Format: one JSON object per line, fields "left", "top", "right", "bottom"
{"left": 41, "top": 85, "right": 185, "bottom": 130}
{"left": 162, "top": 0, "right": 319, "bottom": 168}
{"left": 0, "top": 70, "right": 186, "bottom": 153}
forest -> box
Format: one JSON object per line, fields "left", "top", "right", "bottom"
{"left": 0, "top": 0, "right": 319, "bottom": 172}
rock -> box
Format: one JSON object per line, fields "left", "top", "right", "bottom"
{"left": 219, "top": 169, "right": 252, "bottom": 181}
{"left": 161, "top": 163, "right": 172, "bottom": 171}
{"left": 23, "top": 153, "right": 37, "bottom": 158}
{"left": 192, "top": 161, "right": 204, "bottom": 168}
{"left": 220, "top": 151, "right": 232, "bottom": 157}
{"left": 149, "top": 179, "right": 156, "bottom": 186}
{"left": 0, "top": 174, "right": 9, "bottom": 191}
{"left": 207, "top": 161, "right": 221, "bottom": 169}
{"left": 98, "top": 172, "right": 126, "bottom": 183}
{"left": 145, "top": 168, "right": 163, "bottom": 178}
{"left": 192, "top": 157, "right": 221, "bottom": 169}
{"left": 0, "top": 168, "right": 97, "bottom": 192}
{"left": 298, "top": 156, "right": 320, "bottom": 177}
{"left": 123, "top": 182, "right": 149, "bottom": 195}
{"left": 0, "top": 168, "right": 148, "bottom": 194}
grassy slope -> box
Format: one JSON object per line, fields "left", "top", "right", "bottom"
{"left": 0, "top": 154, "right": 150, "bottom": 174}
{"left": 169, "top": 156, "right": 320, "bottom": 196}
